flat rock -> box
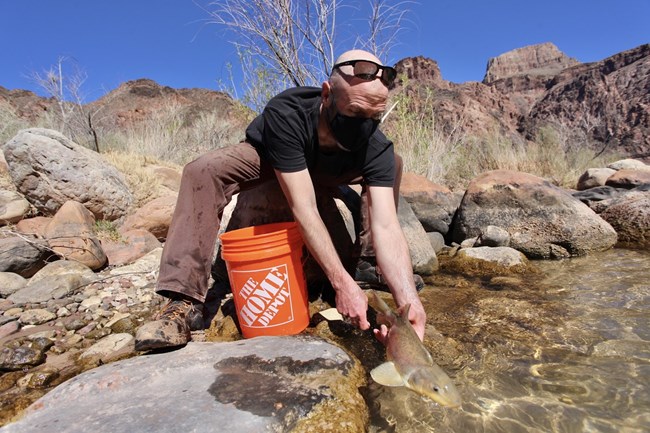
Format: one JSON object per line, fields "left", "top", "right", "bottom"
{"left": 3, "top": 337, "right": 366, "bottom": 433}
{"left": 9, "top": 260, "right": 96, "bottom": 304}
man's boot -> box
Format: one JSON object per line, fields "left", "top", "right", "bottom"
{"left": 354, "top": 257, "right": 425, "bottom": 292}
{"left": 135, "top": 296, "right": 204, "bottom": 352}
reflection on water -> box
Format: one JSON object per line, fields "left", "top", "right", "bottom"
{"left": 365, "top": 249, "right": 650, "bottom": 433}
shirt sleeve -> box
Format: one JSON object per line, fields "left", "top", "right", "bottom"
{"left": 362, "top": 132, "right": 396, "bottom": 187}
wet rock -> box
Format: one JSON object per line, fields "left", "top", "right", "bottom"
{"left": 592, "top": 339, "right": 650, "bottom": 362}
{"left": 3, "top": 128, "right": 133, "bottom": 220}
{"left": 9, "top": 260, "right": 96, "bottom": 304}
{"left": 5, "top": 338, "right": 367, "bottom": 433}
{"left": 572, "top": 185, "right": 628, "bottom": 208}
{"left": 25, "top": 369, "right": 59, "bottom": 389}
{"left": 0, "top": 346, "right": 46, "bottom": 371}
{"left": 43, "top": 201, "right": 107, "bottom": 270}
{"left": 459, "top": 246, "right": 527, "bottom": 267}
{"left": 458, "top": 246, "right": 529, "bottom": 271}
{"left": 442, "top": 246, "right": 532, "bottom": 278}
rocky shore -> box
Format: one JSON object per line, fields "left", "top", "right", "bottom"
{"left": 1, "top": 128, "right": 650, "bottom": 431}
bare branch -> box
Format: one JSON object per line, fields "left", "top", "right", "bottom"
{"left": 206, "top": 0, "right": 413, "bottom": 110}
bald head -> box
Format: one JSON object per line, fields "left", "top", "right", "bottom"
{"left": 333, "top": 49, "right": 382, "bottom": 66}
{"left": 326, "top": 49, "right": 389, "bottom": 117}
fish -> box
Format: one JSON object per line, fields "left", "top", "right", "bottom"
{"left": 367, "top": 290, "right": 462, "bottom": 408}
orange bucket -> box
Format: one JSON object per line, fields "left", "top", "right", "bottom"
{"left": 220, "top": 222, "right": 309, "bottom": 338}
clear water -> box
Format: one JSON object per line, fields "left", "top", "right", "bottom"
{"left": 365, "top": 248, "right": 650, "bottom": 433}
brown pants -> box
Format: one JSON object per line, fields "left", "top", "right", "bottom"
{"left": 157, "top": 141, "right": 402, "bottom": 303}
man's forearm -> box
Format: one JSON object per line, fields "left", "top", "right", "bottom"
{"left": 291, "top": 205, "right": 351, "bottom": 287}
{"left": 374, "top": 226, "right": 419, "bottom": 305}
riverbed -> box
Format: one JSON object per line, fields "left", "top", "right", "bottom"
{"left": 362, "top": 248, "right": 650, "bottom": 432}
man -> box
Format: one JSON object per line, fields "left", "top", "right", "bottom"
{"left": 135, "top": 49, "right": 426, "bottom": 351}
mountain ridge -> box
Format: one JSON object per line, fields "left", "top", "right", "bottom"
{"left": 1, "top": 42, "right": 648, "bottom": 159}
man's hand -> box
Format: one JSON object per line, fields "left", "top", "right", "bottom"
{"left": 372, "top": 298, "right": 426, "bottom": 345}
{"left": 334, "top": 280, "right": 370, "bottom": 331}
{"left": 408, "top": 299, "right": 426, "bottom": 341}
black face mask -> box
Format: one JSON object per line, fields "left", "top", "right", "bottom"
{"left": 327, "top": 99, "right": 380, "bottom": 152}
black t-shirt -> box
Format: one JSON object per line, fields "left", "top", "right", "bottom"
{"left": 245, "top": 86, "right": 395, "bottom": 187}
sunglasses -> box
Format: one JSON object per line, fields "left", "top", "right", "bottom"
{"left": 332, "top": 59, "right": 397, "bottom": 86}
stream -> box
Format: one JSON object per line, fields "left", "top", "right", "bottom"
{"left": 361, "top": 248, "right": 649, "bottom": 433}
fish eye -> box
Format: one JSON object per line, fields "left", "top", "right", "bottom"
{"left": 433, "top": 386, "right": 440, "bottom": 393}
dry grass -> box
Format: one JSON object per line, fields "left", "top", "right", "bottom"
{"left": 102, "top": 151, "right": 182, "bottom": 209}
{"left": 383, "top": 87, "right": 620, "bottom": 191}
{"left": 3, "top": 85, "right": 622, "bottom": 202}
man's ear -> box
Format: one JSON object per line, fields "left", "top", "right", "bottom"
{"left": 321, "top": 81, "right": 332, "bottom": 106}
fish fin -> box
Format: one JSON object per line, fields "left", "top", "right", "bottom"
{"left": 367, "top": 290, "right": 392, "bottom": 316}
{"left": 317, "top": 308, "right": 344, "bottom": 321}
{"left": 396, "top": 303, "right": 411, "bottom": 321}
{"left": 370, "top": 362, "right": 407, "bottom": 387}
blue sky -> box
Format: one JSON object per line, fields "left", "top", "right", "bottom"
{"left": 1, "top": 0, "right": 648, "bottom": 102}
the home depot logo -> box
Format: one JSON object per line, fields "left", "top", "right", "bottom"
{"left": 231, "top": 265, "right": 294, "bottom": 328}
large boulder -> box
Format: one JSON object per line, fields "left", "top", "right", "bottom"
{"left": 397, "top": 196, "right": 438, "bottom": 275}
{"left": 2, "top": 128, "right": 133, "bottom": 220}
{"left": 2, "top": 338, "right": 367, "bottom": 433}
{"left": 399, "top": 172, "right": 461, "bottom": 235}
{"left": 450, "top": 170, "right": 618, "bottom": 259}
{"left": 598, "top": 189, "right": 650, "bottom": 249}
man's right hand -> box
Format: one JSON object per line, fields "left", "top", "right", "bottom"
{"left": 333, "top": 280, "right": 370, "bottom": 331}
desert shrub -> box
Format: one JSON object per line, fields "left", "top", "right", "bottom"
{"left": 384, "top": 84, "right": 619, "bottom": 190}
{"left": 103, "top": 102, "right": 247, "bottom": 166}
{"left": 0, "top": 103, "right": 28, "bottom": 145}
{"left": 102, "top": 151, "right": 181, "bottom": 209}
